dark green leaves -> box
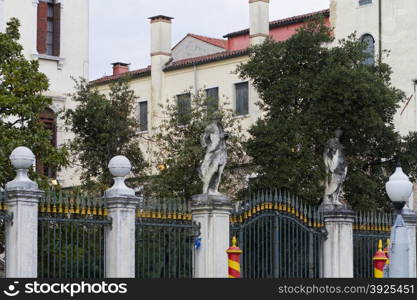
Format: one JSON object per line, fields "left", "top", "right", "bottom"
{"left": 0, "top": 18, "right": 68, "bottom": 188}
{"left": 238, "top": 19, "right": 404, "bottom": 210}
{"left": 64, "top": 78, "right": 147, "bottom": 190}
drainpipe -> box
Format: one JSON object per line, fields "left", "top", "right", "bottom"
{"left": 378, "top": 0, "right": 382, "bottom": 63}
{"left": 193, "top": 64, "right": 198, "bottom": 95}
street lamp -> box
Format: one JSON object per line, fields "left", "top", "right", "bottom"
{"left": 384, "top": 164, "right": 413, "bottom": 278}
{"left": 385, "top": 164, "right": 413, "bottom": 213}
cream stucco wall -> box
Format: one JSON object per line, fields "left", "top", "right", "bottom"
{"left": 1, "top": 0, "right": 90, "bottom": 187}
{"left": 172, "top": 36, "right": 225, "bottom": 61}
{"left": 331, "top": 0, "right": 417, "bottom": 135}
{"left": 161, "top": 56, "right": 261, "bottom": 131}
{"left": 94, "top": 55, "right": 261, "bottom": 171}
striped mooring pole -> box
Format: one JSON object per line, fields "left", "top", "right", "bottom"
{"left": 373, "top": 239, "right": 388, "bottom": 278}
{"left": 226, "top": 236, "right": 242, "bottom": 278}
{"left": 384, "top": 239, "right": 390, "bottom": 265}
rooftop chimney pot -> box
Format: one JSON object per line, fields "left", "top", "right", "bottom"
{"left": 249, "top": 0, "right": 270, "bottom": 46}
{"left": 112, "top": 62, "right": 130, "bottom": 76}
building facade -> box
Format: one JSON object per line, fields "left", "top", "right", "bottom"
{"left": 91, "top": 1, "right": 332, "bottom": 169}
{"left": 0, "top": 0, "right": 89, "bottom": 187}
{"left": 331, "top": 0, "right": 417, "bottom": 135}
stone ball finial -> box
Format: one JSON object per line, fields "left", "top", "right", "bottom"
{"left": 108, "top": 155, "right": 131, "bottom": 178}
{"left": 9, "top": 146, "right": 35, "bottom": 169}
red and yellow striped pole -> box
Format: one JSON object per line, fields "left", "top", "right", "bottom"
{"left": 373, "top": 239, "right": 388, "bottom": 278}
{"left": 226, "top": 236, "right": 242, "bottom": 278}
{"left": 384, "top": 239, "right": 390, "bottom": 265}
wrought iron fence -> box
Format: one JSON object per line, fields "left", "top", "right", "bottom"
{"left": 230, "top": 189, "right": 326, "bottom": 278}
{"left": 353, "top": 211, "right": 394, "bottom": 278}
{"left": 38, "top": 191, "right": 111, "bottom": 279}
{"left": 135, "top": 198, "right": 199, "bottom": 278}
{"left": 0, "top": 192, "right": 8, "bottom": 278}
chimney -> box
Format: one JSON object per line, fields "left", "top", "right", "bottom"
{"left": 149, "top": 15, "right": 173, "bottom": 131}
{"left": 249, "top": 0, "right": 270, "bottom": 46}
{"left": 112, "top": 62, "right": 130, "bottom": 75}
{"left": 149, "top": 15, "right": 173, "bottom": 57}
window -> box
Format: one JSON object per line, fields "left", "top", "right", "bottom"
{"left": 37, "top": 108, "right": 57, "bottom": 178}
{"left": 206, "top": 87, "right": 219, "bottom": 114}
{"left": 235, "top": 82, "right": 249, "bottom": 116}
{"left": 138, "top": 101, "right": 148, "bottom": 132}
{"left": 177, "top": 93, "right": 191, "bottom": 125}
{"left": 37, "top": 0, "right": 61, "bottom": 56}
{"left": 359, "top": 0, "right": 372, "bottom": 5}
{"left": 361, "top": 34, "right": 375, "bottom": 65}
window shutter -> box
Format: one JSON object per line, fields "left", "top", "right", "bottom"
{"left": 236, "top": 82, "right": 248, "bottom": 115}
{"left": 177, "top": 94, "right": 191, "bottom": 125}
{"left": 52, "top": 2, "right": 61, "bottom": 56}
{"left": 139, "top": 101, "right": 148, "bottom": 131}
{"left": 37, "top": 2, "right": 48, "bottom": 54}
{"left": 206, "top": 87, "right": 219, "bottom": 113}
{"left": 242, "top": 83, "right": 249, "bottom": 115}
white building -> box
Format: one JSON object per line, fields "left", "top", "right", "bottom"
{"left": 331, "top": 0, "right": 417, "bottom": 135}
{"left": 0, "top": 0, "right": 89, "bottom": 187}
{"left": 91, "top": 0, "right": 417, "bottom": 173}
{"left": 91, "top": 2, "right": 331, "bottom": 169}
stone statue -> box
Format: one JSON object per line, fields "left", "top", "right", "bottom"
{"left": 322, "top": 129, "right": 348, "bottom": 208}
{"left": 198, "top": 120, "right": 228, "bottom": 195}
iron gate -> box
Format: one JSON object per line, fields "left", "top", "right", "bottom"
{"left": 135, "top": 198, "right": 199, "bottom": 278}
{"left": 38, "top": 191, "right": 111, "bottom": 278}
{"left": 230, "top": 190, "right": 326, "bottom": 278}
{"left": 353, "top": 211, "right": 394, "bottom": 278}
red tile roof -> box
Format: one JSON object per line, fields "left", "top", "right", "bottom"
{"left": 171, "top": 33, "right": 228, "bottom": 51}
{"left": 90, "top": 66, "right": 151, "bottom": 86}
{"left": 165, "top": 49, "right": 248, "bottom": 71}
{"left": 188, "top": 34, "right": 228, "bottom": 49}
{"left": 223, "top": 9, "right": 330, "bottom": 38}
{"left": 90, "top": 49, "right": 249, "bottom": 86}
{"left": 90, "top": 9, "right": 330, "bottom": 86}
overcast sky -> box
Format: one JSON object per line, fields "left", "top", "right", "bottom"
{"left": 89, "top": 0, "right": 330, "bottom": 80}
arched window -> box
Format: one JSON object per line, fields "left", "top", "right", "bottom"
{"left": 36, "top": 108, "right": 57, "bottom": 178}
{"left": 361, "top": 34, "right": 375, "bottom": 65}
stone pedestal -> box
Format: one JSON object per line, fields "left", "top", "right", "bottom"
{"left": 104, "top": 155, "right": 138, "bottom": 278}
{"left": 5, "top": 146, "right": 43, "bottom": 278}
{"left": 191, "top": 194, "right": 232, "bottom": 278}
{"left": 104, "top": 195, "right": 138, "bottom": 278}
{"left": 402, "top": 209, "right": 417, "bottom": 278}
{"left": 322, "top": 208, "right": 355, "bottom": 278}
{"left": 5, "top": 189, "right": 43, "bottom": 278}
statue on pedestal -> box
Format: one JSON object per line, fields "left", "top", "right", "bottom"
{"left": 322, "top": 129, "right": 348, "bottom": 209}
{"left": 199, "top": 120, "right": 228, "bottom": 195}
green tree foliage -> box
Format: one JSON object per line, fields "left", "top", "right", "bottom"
{"left": 64, "top": 78, "right": 147, "bottom": 190}
{"left": 142, "top": 91, "right": 250, "bottom": 201}
{"left": 0, "top": 18, "right": 68, "bottom": 188}
{"left": 237, "top": 19, "right": 407, "bottom": 210}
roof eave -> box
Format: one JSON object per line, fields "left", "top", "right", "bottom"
{"left": 89, "top": 70, "right": 151, "bottom": 87}
{"left": 223, "top": 9, "right": 330, "bottom": 38}
{"left": 164, "top": 50, "right": 249, "bottom": 72}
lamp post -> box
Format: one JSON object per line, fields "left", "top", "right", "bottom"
{"left": 385, "top": 164, "right": 413, "bottom": 214}
{"left": 385, "top": 164, "right": 413, "bottom": 278}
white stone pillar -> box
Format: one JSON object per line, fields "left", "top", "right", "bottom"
{"left": 322, "top": 209, "right": 355, "bottom": 278}
{"left": 402, "top": 210, "right": 417, "bottom": 277}
{"left": 191, "top": 194, "right": 232, "bottom": 278}
{"left": 5, "top": 147, "right": 43, "bottom": 278}
{"left": 104, "top": 156, "right": 138, "bottom": 278}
